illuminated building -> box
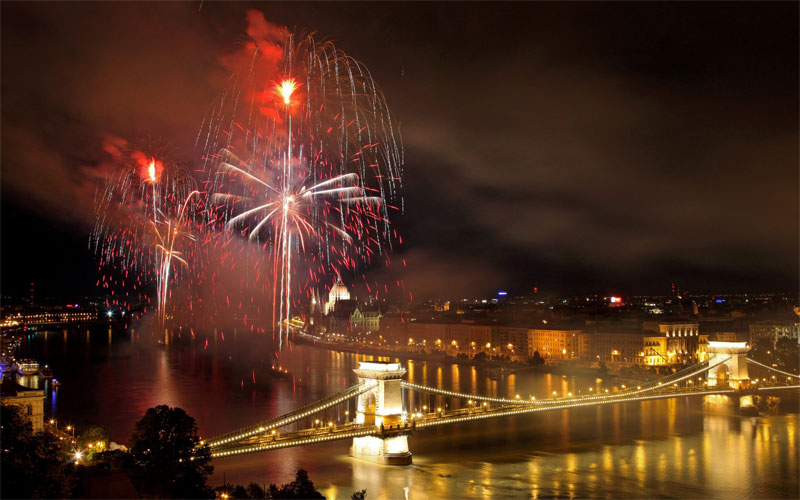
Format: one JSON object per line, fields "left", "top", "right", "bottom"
{"left": 642, "top": 321, "right": 700, "bottom": 365}
{"left": 526, "top": 329, "right": 579, "bottom": 361}
{"left": 324, "top": 276, "right": 351, "bottom": 315}
{"left": 1, "top": 378, "right": 45, "bottom": 432}
{"left": 580, "top": 331, "right": 644, "bottom": 365}
{"left": 749, "top": 320, "right": 800, "bottom": 344}
{"left": 350, "top": 306, "right": 381, "bottom": 333}
{"left": 494, "top": 326, "right": 529, "bottom": 358}
{"left": 406, "top": 321, "right": 494, "bottom": 353}
{"left": 643, "top": 335, "right": 669, "bottom": 365}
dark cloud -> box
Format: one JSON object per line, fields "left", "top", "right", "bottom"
{"left": 1, "top": 2, "right": 797, "bottom": 299}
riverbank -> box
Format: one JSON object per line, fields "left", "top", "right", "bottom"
{"left": 289, "top": 333, "right": 648, "bottom": 381}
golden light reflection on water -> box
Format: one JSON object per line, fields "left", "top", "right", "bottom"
{"left": 527, "top": 458, "right": 540, "bottom": 499}
{"left": 470, "top": 366, "right": 477, "bottom": 395}
{"left": 451, "top": 364, "right": 460, "bottom": 393}
{"left": 667, "top": 397, "right": 676, "bottom": 434}
{"left": 687, "top": 445, "right": 698, "bottom": 483}
{"left": 478, "top": 461, "right": 493, "bottom": 500}
{"left": 657, "top": 451, "right": 667, "bottom": 483}
{"left": 23, "top": 331, "right": 798, "bottom": 499}
{"left": 635, "top": 441, "right": 646, "bottom": 487}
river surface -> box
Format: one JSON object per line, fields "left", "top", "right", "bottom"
{"left": 18, "top": 325, "right": 800, "bottom": 499}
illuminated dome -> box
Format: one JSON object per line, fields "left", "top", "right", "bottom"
{"left": 325, "top": 276, "right": 350, "bottom": 314}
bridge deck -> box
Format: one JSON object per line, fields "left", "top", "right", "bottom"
{"left": 209, "top": 383, "right": 799, "bottom": 458}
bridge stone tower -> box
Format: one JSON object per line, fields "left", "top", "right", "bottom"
{"left": 705, "top": 341, "right": 756, "bottom": 414}
{"left": 350, "top": 361, "right": 412, "bottom": 465}
{"left": 706, "top": 341, "right": 750, "bottom": 388}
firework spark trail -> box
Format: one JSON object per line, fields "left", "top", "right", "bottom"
{"left": 152, "top": 190, "right": 201, "bottom": 322}
{"left": 203, "top": 28, "right": 403, "bottom": 347}
{"left": 91, "top": 141, "right": 197, "bottom": 321}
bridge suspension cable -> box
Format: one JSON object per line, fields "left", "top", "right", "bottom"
{"left": 206, "top": 381, "right": 376, "bottom": 448}
{"left": 746, "top": 358, "right": 800, "bottom": 379}
{"left": 413, "top": 387, "right": 739, "bottom": 430}
{"left": 401, "top": 357, "right": 729, "bottom": 406}
{"left": 757, "top": 384, "right": 800, "bottom": 392}
{"left": 401, "top": 381, "right": 544, "bottom": 405}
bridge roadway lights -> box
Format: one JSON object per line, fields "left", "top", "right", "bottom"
{"left": 349, "top": 362, "right": 413, "bottom": 465}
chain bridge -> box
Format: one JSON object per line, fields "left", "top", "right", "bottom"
{"left": 203, "top": 341, "right": 799, "bottom": 465}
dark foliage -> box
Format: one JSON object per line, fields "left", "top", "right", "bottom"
{"left": 266, "top": 469, "right": 325, "bottom": 499}
{"left": 0, "top": 404, "right": 76, "bottom": 498}
{"left": 128, "top": 405, "right": 213, "bottom": 498}
{"left": 245, "top": 483, "right": 267, "bottom": 499}
{"left": 224, "top": 469, "right": 326, "bottom": 499}
{"left": 751, "top": 336, "right": 800, "bottom": 372}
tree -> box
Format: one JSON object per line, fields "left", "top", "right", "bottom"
{"left": 245, "top": 482, "right": 267, "bottom": 499}
{"left": 1, "top": 404, "right": 76, "bottom": 498}
{"left": 267, "top": 469, "right": 325, "bottom": 499}
{"left": 775, "top": 336, "right": 799, "bottom": 371}
{"left": 529, "top": 350, "right": 545, "bottom": 367}
{"left": 129, "top": 405, "right": 213, "bottom": 498}
{"left": 230, "top": 484, "right": 250, "bottom": 499}
{"left": 78, "top": 425, "right": 110, "bottom": 459}
{"left": 750, "top": 336, "right": 774, "bottom": 365}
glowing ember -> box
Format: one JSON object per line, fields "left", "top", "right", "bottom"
{"left": 275, "top": 79, "right": 298, "bottom": 105}
{"left": 148, "top": 159, "right": 157, "bottom": 182}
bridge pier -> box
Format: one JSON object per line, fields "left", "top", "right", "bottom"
{"left": 349, "top": 362, "right": 412, "bottom": 465}
{"left": 738, "top": 394, "right": 758, "bottom": 416}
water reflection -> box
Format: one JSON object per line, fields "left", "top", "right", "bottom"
{"left": 18, "top": 326, "right": 800, "bottom": 499}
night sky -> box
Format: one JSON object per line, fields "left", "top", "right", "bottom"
{"left": 1, "top": 2, "right": 797, "bottom": 300}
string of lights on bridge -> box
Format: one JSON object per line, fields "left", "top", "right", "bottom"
{"left": 400, "top": 356, "right": 731, "bottom": 407}
{"left": 746, "top": 358, "right": 800, "bottom": 380}
{"left": 207, "top": 382, "right": 377, "bottom": 447}
{"left": 204, "top": 356, "right": 798, "bottom": 458}
{"left": 209, "top": 382, "right": 800, "bottom": 459}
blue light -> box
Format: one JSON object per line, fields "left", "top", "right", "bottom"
{"left": 498, "top": 291, "right": 507, "bottom": 296}
{"left": 715, "top": 299, "right": 726, "bottom": 303}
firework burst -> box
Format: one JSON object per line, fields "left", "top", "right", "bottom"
{"left": 92, "top": 140, "right": 197, "bottom": 321}
{"left": 203, "top": 31, "right": 403, "bottom": 342}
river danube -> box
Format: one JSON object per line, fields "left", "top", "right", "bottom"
{"left": 19, "top": 325, "right": 799, "bottom": 499}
